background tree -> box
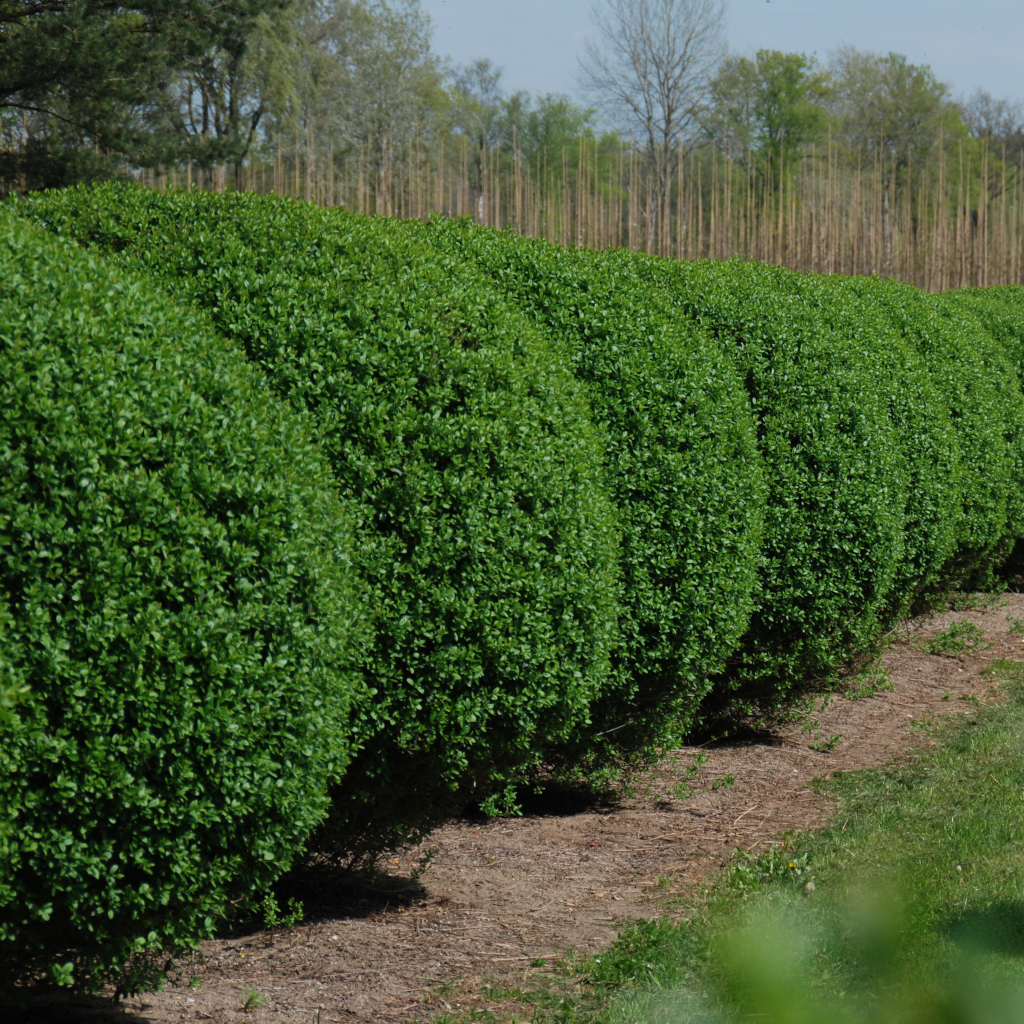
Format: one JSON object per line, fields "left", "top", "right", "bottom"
{"left": 825, "top": 47, "right": 966, "bottom": 189}
{"left": 961, "top": 89, "right": 1024, "bottom": 152}
{"left": 448, "top": 57, "right": 503, "bottom": 207}
{"left": 578, "top": 0, "right": 727, "bottom": 239}
{"left": 959, "top": 89, "right": 1024, "bottom": 204}
{"left": 498, "top": 92, "right": 598, "bottom": 170}
{"left": 258, "top": 0, "right": 444, "bottom": 207}
{"left": 150, "top": 2, "right": 299, "bottom": 187}
{"left": 705, "top": 49, "right": 830, "bottom": 185}
{"left": 0, "top": 1, "right": 287, "bottom": 190}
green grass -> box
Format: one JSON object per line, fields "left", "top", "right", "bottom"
{"left": 599, "top": 659, "right": 1024, "bottom": 1023}
{"left": 441, "top": 660, "right": 1024, "bottom": 1023}
{"left": 924, "top": 619, "right": 989, "bottom": 655}
{"left": 241, "top": 986, "right": 268, "bottom": 1013}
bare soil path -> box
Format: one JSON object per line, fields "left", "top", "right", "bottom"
{"left": 29, "top": 595, "right": 1024, "bottom": 1024}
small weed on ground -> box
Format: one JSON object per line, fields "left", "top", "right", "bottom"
{"left": 241, "top": 987, "right": 268, "bottom": 1013}
{"left": 809, "top": 733, "right": 842, "bottom": 752}
{"left": 260, "top": 894, "right": 303, "bottom": 930}
{"left": 843, "top": 663, "right": 893, "bottom": 699}
{"left": 671, "top": 751, "right": 709, "bottom": 802}
{"left": 924, "top": 619, "right": 988, "bottom": 655}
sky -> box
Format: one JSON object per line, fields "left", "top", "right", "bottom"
{"left": 419, "top": 0, "right": 1024, "bottom": 104}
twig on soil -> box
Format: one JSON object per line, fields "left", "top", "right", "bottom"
{"left": 732, "top": 806, "right": 758, "bottom": 825}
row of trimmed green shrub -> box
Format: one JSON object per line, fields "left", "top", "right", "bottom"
{"left": 4, "top": 184, "right": 1024, "bottom": 990}
{"left": 0, "top": 207, "right": 365, "bottom": 993}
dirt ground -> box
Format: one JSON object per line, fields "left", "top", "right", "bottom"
{"left": 26, "top": 594, "right": 1024, "bottom": 1024}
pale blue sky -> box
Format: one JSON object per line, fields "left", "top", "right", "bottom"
{"left": 420, "top": 0, "right": 1023, "bottom": 103}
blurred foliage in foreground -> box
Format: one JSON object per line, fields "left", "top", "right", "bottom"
{"left": 468, "top": 660, "right": 1024, "bottom": 1023}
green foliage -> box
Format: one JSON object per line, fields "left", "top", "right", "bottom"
{"left": 17, "top": 183, "right": 1024, "bottom": 909}
{"left": 946, "top": 285, "right": 1024, "bottom": 385}
{"left": 809, "top": 734, "right": 842, "bottom": 752}
{"left": 851, "top": 277, "right": 1024, "bottom": 584}
{"left": 19, "top": 184, "right": 622, "bottom": 859}
{"left": 788, "top": 271, "right": 962, "bottom": 610}
{"left": 726, "top": 846, "right": 811, "bottom": 892}
{"left": 633, "top": 257, "right": 922, "bottom": 712}
{"left": 827, "top": 48, "right": 968, "bottom": 182}
{"left": 420, "top": 218, "right": 766, "bottom": 767}
{"left": 708, "top": 50, "right": 831, "bottom": 172}
{"left": 941, "top": 283, "right": 1024, "bottom": 577}
{"left": 0, "top": 210, "right": 362, "bottom": 991}
{"left": 0, "top": 2, "right": 288, "bottom": 190}
{"left": 924, "top": 620, "right": 987, "bottom": 656}
{"left": 933, "top": 293, "right": 1024, "bottom": 574}
{"left": 241, "top": 987, "right": 268, "bottom": 1012}
{"left": 672, "top": 751, "right": 709, "bottom": 802}
{"left": 892, "top": 280, "right": 1024, "bottom": 585}
{"left": 948, "top": 591, "right": 1008, "bottom": 611}
{"left": 259, "top": 895, "right": 304, "bottom": 930}
{"left": 582, "top": 918, "right": 677, "bottom": 989}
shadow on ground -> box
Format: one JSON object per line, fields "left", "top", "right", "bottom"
{"left": 268, "top": 859, "right": 429, "bottom": 925}
{"left": 512, "top": 778, "right": 619, "bottom": 818}
{"left": 5, "top": 990, "right": 145, "bottom": 1023}
{"left": 946, "top": 901, "right": 1024, "bottom": 958}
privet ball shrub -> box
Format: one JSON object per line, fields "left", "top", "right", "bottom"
{"left": 946, "top": 286, "right": 1024, "bottom": 384}
{"left": 944, "top": 285, "right": 1024, "bottom": 577}
{"left": 634, "top": 256, "right": 912, "bottom": 712}
{"left": 782, "top": 272, "right": 962, "bottom": 612}
{"left": 843, "top": 277, "right": 1024, "bottom": 584}
{"left": 422, "top": 218, "right": 766, "bottom": 767}
{"left": 22, "top": 185, "right": 622, "bottom": 857}
{"left": 0, "top": 211, "right": 362, "bottom": 991}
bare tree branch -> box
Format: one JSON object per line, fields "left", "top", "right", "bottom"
{"left": 578, "top": 0, "right": 726, "bottom": 165}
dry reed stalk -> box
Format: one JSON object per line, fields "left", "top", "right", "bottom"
{"left": 139, "top": 132, "right": 1024, "bottom": 290}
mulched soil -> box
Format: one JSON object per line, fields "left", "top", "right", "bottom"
{"left": 21, "top": 594, "right": 1024, "bottom": 1024}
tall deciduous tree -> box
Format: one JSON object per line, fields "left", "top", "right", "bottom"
{"left": 826, "top": 46, "right": 965, "bottom": 188}
{"left": 577, "top": 0, "right": 727, "bottom": 233}
{"left": 449, "top": 57, "right": 503, "bottom": 203}
{"left": 258, "top": 0, "right": 444, "bottom": 203}
{"left": 705, "top": 49, "right": 831, "bottom": 184}
{"left": 0, "top": 1, "right": 286, "bottom": 189}
{"left": 960, "top": 89, "right": 1024, "bottom": 170}
{"left": 498, "top": 91, "right": 598, "bottom": 171}
{"left": 148, "top": 2, "right": 295, "bottom": 184}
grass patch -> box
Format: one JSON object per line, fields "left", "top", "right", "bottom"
{"left": 600, "top": 659, "right": 1024, "bottom": 1022}
{"left": 442, "top": 660, "right": 1024, "bottom": 1022}
{"left": 924, "top": 618, "right": 989, "bottom": 655}
{"left": 240, "top": 987, "right": 268, "bottom": 1013}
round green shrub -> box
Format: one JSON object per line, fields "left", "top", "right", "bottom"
{"left": 0, "top": 210, "right": 362, "bottom": 991}
{"left": 947, "top": 286, "right": 1024, "bottom": 382}
{"left": 932, "top": 284, "right": 1024, "bottom": 578}
{"left": 785, "top": 273, "right": 962, "bottom": 610}
{"left": 632, "top": 257, "right": 913, "bottom": 712}
{"left": 842, "top": 277, "right": 1024, "bottom": 584}
{"left": 22, "top": 185, "right": 622, "bottom": 857}
{"left": 421, "top": 218, "right": 766, "bottom": 765}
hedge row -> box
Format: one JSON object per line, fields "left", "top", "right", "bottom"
{"left": 7, "top": 184, "right": 1024, "bottom": 989}
{"left": 19, "top": 185, "right": 625, "bottom": 865}
{"left": 420, "top": 217, "right": 766, "bottom": 769}
{"left": 0, "top": 209, "right": 364, "bottom": 991}
{"left": 421, "top": 229, "right": 941, "bottom": 714}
